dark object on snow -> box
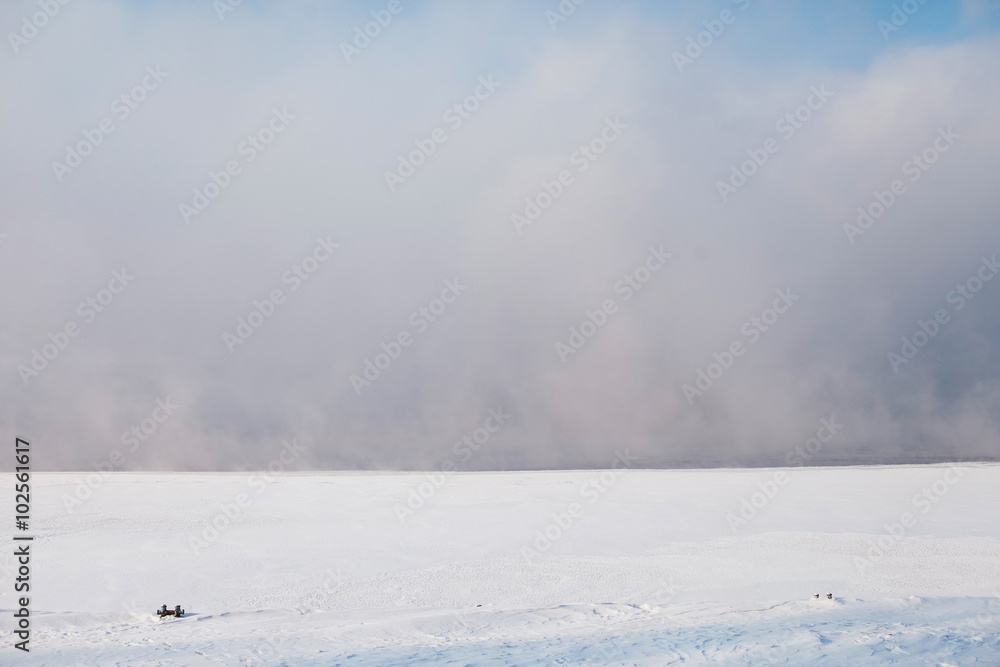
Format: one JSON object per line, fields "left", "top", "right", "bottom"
{"left": 812, "top": 593, "right": 819, "bottom": 599}
{"left": 826, "top": 593, "right": 833, "bottom": 600}
{"left": 158, "top": 604, "right": 185, "bottom": 618}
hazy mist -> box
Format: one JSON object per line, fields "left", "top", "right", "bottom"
{"left": 4, "top": 0, "right": 1000, "bottom": 471}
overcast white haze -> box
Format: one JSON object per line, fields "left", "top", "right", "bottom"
{"left": 4, "top": 0, "right": 1000, "bottom": 473}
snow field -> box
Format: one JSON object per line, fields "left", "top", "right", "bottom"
{"left": 2, "top": 464, "right": 999, "bottom": 664}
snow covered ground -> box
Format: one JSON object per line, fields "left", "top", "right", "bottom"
{"left": 3, "top": 464, "right": 1000, "bottom": 665}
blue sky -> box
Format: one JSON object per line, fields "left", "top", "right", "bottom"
{"left": 634, "top": 0, "right": 1000, "bottom": 69}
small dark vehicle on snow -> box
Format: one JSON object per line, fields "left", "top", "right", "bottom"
{"left": 157, "top": 604, "right": 185, "bottom": 618}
